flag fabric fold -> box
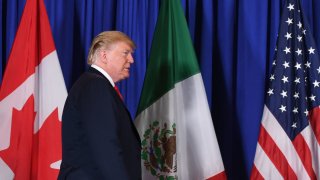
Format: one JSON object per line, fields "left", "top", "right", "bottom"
{"left": 134, "top": 0, "right": 226, "bottom": 179}
{"left": 0, "top": 0, "right": 67, "bottom": 179}
{"left": 251, "top": 0, "right": 320, "bottom": 179}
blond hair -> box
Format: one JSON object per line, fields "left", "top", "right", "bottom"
{"left": 87, "top": 31, "right": 136, "bottom": 65}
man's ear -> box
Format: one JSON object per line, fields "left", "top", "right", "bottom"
{"left": 100, "top": 50, "right": 108, "bottom": 64}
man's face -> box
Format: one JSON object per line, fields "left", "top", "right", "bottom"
{"left": 105, "top": 42, "right": 134, "bottom": 83}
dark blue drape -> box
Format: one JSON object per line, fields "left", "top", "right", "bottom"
{"left": 1, "top": 0, "right": 320, "bottom": 179}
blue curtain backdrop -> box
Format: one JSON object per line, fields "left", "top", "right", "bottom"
{"left": 1, "top": 0, "right": 320, "bottom": 179}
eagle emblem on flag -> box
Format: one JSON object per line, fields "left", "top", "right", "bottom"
{"left": 141, "top": 121, "right": 177, "bottom": 179}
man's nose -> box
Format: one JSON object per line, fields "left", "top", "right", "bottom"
{"left": 128, "top": 53, "right": 134, "bottom": 63}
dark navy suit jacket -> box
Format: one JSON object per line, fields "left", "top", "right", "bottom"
{"left": 58, "top": 67, "right": 141, "bottom": 180}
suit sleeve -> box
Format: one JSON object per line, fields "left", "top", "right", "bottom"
{"left": 79, "top": 79, "right": 130, "bottom": 179}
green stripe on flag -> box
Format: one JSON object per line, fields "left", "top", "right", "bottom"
{"left": 136, "top": 0, "right": 200, "bottom": 115}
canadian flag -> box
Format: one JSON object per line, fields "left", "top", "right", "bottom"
{"left": 0, "top": 0, "right": 67, "bottom": 179}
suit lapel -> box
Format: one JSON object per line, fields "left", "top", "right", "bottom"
{"left": 87, "top": 67, "right": 140, "bottom": 141}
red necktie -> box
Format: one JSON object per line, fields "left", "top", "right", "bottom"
{"left": 114, "top": 85, "right": 123, "bottom": 100}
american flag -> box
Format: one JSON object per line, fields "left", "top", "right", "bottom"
{"left": 251, "top": 0, "right": 320, "bottom": 179}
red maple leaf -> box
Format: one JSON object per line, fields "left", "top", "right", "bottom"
{"left": 0, "top": 95, "right": 62, "bottom": 180}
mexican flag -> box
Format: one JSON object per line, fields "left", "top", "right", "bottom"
{"left": 134, "top": 0, "right": 226, "bottom": 179}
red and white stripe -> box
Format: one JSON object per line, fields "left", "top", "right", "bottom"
{"left": 251, "top": 106, "right": 320, "bottom": 180}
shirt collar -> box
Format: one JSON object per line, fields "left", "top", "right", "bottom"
{"left": 91, "top": 64, "right": 115, "bottom": 87}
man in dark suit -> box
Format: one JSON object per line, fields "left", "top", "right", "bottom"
{"left": 58, "top": 31, "right": 141, "bottom": 179}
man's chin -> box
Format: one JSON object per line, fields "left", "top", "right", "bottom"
{"left": 121, "top": 73, "right": 130, "bottom": 80}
